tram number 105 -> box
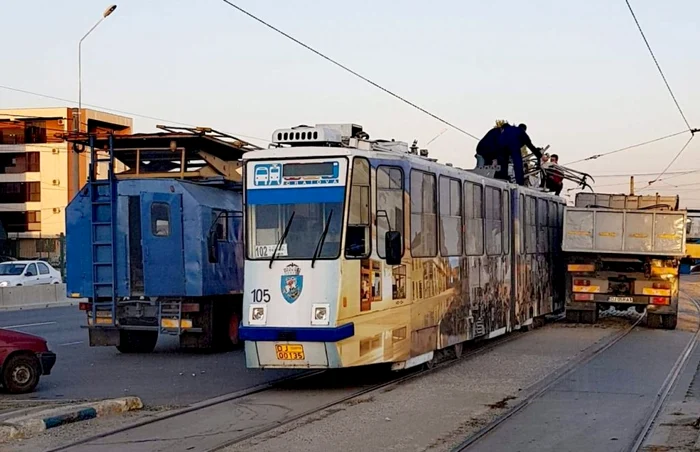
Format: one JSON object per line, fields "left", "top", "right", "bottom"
{"left": 275, "top": 344, "right": 305, "bottom": 361}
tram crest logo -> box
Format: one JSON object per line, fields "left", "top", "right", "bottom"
{"left": 281, "top": 263, "right": 303, "bottom": 304}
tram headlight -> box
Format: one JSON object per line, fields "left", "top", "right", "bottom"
{"left": 249, "top": 305, "right": 267, "bottom": 325}
{"left": 311, "top": 303, "right": 330, "bottom": 325}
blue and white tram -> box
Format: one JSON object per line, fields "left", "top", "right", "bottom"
{"left": 239, "top": 123, "right": 565, "bottom": 369}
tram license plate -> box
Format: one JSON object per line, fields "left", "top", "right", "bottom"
{"left": 608, "top": 296, "right": 634, "bottom": 303}
{"left": 275, "top": 344, "right": 305, "bottom": 361}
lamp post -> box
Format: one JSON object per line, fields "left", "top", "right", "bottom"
{"left": 72, "top": 4, "right": 117, "bottom": 198}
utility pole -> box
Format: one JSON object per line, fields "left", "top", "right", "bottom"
{"left": 630, "top": 176, "right": 635, "bottom": 195}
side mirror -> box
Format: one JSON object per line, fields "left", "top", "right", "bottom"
{"left": 385, "top": 231, "right": 402, "bottom": 266}
{"left": 208, "top": 233, "right": 218, "bottom": 264}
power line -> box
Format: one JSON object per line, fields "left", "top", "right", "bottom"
{"left": 624, "top": 0, "right": 693, "bottom": 131}
{"left": 0, "top": 84, "right": 271, "bottom": 143}
{"left": 566, "top": 130, "right": 688, "bottom": 165}
{"left": 591, "top": 168, "right": 700, "bottom": 178}
{"left": 644, "top": 134, "right": 695, "bottom": 187}
{"left": 219, "top": 0, "right": 479, "bottom": 141}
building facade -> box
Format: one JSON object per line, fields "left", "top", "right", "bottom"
{"left": 0, "top": 107, "right": 132, "bottom": 263}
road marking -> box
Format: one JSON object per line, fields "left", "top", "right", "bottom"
{"left": 1, "top": 321, "right": 57, "bottom": 329}
{"left": 58, "top": 341, "right": 83, "bottom": 346}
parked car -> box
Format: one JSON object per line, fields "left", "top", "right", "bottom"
{"left": 0, "top": 255, "right": 16, "bottom": 263}
{"left": 0, "top": 328, "right": 56, "bottom": 393}
{"left": 0, "top": 260, "right": 63, "bottom": 287}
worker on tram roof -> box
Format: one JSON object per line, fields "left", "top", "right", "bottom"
{"left": 496, "top": 123, "right": 544, "bottom": 185}
{"left": 475, "top": 120, "right": 508, "bottom": 168}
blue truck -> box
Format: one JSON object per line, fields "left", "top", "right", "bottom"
{"left": 65, "top": 127, "right": 258, "bottom": 352}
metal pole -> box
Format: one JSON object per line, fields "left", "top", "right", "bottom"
{"left": 630, "top": 176, "right": 635, "bottom": 195}
{"left": 71, "top": 5, "right": 117, "bottom": 199}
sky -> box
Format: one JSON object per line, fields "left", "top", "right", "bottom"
{"left": 1, "top": 0, "right": 698, "bottom": 205}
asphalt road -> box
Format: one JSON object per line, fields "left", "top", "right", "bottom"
{"left": 0, "top": 306, "right": 297, "bottom": 406}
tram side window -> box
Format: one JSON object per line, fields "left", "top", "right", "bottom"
{"left": 377, "top": 166, "right": 404, "bottom": 258}
{"left": 537, "top": 198, "right": 548, "bottom": 253}
{"left": 503, "top": 191, "right": 510, "bottom": 255}
{"left": 439, "top": 176, "right": 463, "bottom": 256}
{"left": 485, "top": 187, "right": 503, "bottom": 255}
{"left": 525, "top": 196, "right": 537, "bottom": 254}
{"left": 346, "top": 158, "right": 371, "bottom": 258}
{"left": 519, "top": 194, "right": 525, "bottom": 254}
{"left": 464, "top": 182, "right": 484, "bottom": 255}
{"left": 410, "top": 170, "right": 437, "bottom": 257}
{"left": 548, "top": 201, "right": 558, "bottom": 252}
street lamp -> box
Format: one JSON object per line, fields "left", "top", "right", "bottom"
{"left": 72, "top": 4, "right": 117, "bottom": 197}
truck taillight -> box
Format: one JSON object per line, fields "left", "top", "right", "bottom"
{"left": 79, "top": 302, "right": 92, "bottom": 311}
{"left": 574, "top": 279, "right": 591, "bottom": 286}
{"left": 574, "top": 294, "right": 595, "bottom": 301}
{"left": 651, "top": 297, "right": 670, "bottom": 306}
{"left": 653, "top": 282, "right": 670, "bottom": 290}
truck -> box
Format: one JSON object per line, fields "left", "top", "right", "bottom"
{"left": 562, "top": 193, "right": 686, "bottom": 329}
{"left": 65, "top": 126, "right": 260, "bottom": 352}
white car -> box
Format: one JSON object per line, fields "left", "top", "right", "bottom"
{"left": 0, "top": 261, "right": 63, "bottom": 287}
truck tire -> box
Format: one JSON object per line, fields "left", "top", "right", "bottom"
{"left": 116, "top": 330, "right": 158, "bottom": 353}
{"left": 566, "top": 310, "right": 581, "bottom": 323}
{"left": 2, "top": 354, "right": 41, "bottom": 394}
{"left": 580, "top": 310, "right": 598, "bottom": 324}
{"left": 647, "top": 313, "right": 665, "bottom": 329}
{"left": 663, "top": 314, "right": 678, "bottom": 330}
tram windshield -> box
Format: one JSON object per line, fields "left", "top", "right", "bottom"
{"left": 247, "top": 201, "right": 343, "bottom": 260}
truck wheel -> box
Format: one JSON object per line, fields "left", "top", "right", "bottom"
{"left": 2, "top": 354, "right": 40, "bottom": 394}
{"left": 116, "top": 331, "right": 158, "bottom": 353}
{"left": 580, "top": 310, "right": 598, "bottom": 324}
{"left": 566, "top": 310, "right": 581, "bottom": 323}
{"left": 663, "top": 314, "right": 678, "bottom": 330}
{"left": 647, "top": 313, "right": 663, "bottom": 329}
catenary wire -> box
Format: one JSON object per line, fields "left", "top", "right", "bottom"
{"left": 219, "top": 0, "right": 480, "bottom": 141}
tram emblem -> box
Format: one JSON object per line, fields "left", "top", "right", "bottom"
{"left": 281, "top": 263, "right": 303, "bottom": 304}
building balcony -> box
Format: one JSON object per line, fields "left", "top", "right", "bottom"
{"left": 0, "top": 202, "right": 41, "bottom": 212}
{"left": 0, "top": 172, "right": 41, "bottom": 183}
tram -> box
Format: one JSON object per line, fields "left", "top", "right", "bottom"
{"left": 239, "top": 124, "right": 565, "bottom": 369}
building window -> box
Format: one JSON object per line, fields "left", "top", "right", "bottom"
{"left": 410, "top": 170, "right": 437, "bottom": 257}
{"left": 439, "top": 176, "right": 463, "bottom": 256}
{"left": 464, "top": 182, "right": 484, "bottom": 255}
{"left": 151, "top": 202, "right": 170, "bottom": 237}
{"left": 377, "top": 166, "right": 404, "bottom": 259}
{"left": 346, "top": 158, "right": 371, "bottom": 258}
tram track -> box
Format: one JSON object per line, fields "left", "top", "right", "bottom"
{"left": 48, "top": 320, "right": 531, "bottom": 452}
{"left": 451, "top": 293, "right": 700, "bottom": 452}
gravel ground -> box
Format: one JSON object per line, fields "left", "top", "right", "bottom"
{"left": 223, "top": 321, "right": 623, "bottom": 452}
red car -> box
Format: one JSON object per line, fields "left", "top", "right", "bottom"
{"left": 0, "top": 328, "right": 56, "bottom": 394}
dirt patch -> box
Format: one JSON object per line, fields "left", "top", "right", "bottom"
{"left": 486, "top": 396, "right": 516, "bottom": 410}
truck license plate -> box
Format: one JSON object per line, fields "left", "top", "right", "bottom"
{"left": 276, "top": 344, "right": 305, "bottom": 361}
{"left": 608, "top": 296, "right": 634, "bottom": 303}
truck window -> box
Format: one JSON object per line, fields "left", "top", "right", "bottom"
{"left": 151, "top": 202, "right": 170, "bottom": 237}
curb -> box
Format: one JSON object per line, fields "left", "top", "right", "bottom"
{"left": 0, "top": 397, "right": 142, "bottom": 443}
{"left": 0, "top": 301, "right": 79, "bottom": 312}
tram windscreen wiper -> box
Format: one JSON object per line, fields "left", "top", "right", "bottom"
{"left": 311, "top": 210, "right": 334, "bottom": 268}
{"left": 269, "top": 211, "right": 295, "bottom": 269}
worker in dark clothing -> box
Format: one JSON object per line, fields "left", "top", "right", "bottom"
{"left": 475, "top": 124, "right": 504, "bottom": 167}
{"left": 496, "top": 123, "right": 543, "bottom": 185}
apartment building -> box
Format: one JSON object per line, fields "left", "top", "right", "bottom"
{"left": 0, "top": 107, "right": 132, "bottom": 261}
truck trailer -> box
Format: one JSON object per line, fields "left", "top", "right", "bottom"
{"left": 562, "top": 193, "right": 686, "bottom": 329}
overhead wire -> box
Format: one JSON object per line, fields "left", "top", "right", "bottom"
{"left": 219, "top": 0, "right": 479, "bottom": 141}
{"left": 624, "top": 0, "right": 697, "bottom": 185}
{"left": 565, "top": 130, "right": 688, "bottom": 165}
{"left": 624, "top": 0, "right": 693, "bottom": 131}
